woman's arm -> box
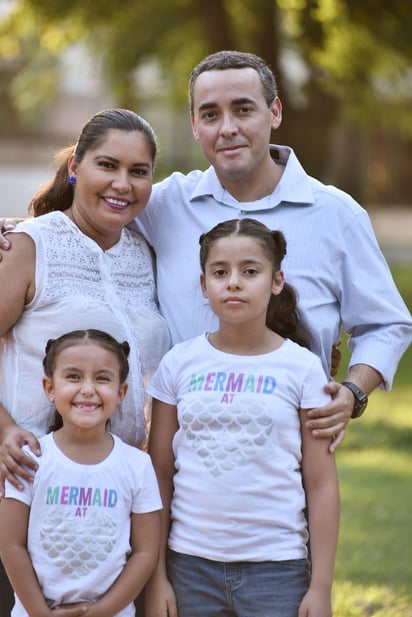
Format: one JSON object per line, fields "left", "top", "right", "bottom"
{"left": 86, "top": 510, "right": 161, "bottom": 617}
{"left": 145, "top": 399, "right": 179, "bottom": 617}
{"left": 0, "top": 232, "right": 41, "bottom": 494}
{"left": 298, "top": 408, "right": 340, "bottom": 617}
{"left": 0, "top": 498, "right": 88, "bottom": 617}
{"left": 0, "top": 232, "right": 35, "bottom": 336}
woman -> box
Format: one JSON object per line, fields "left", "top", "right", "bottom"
{"left": 0, "top": 108, "right": 170, "bottom": 615}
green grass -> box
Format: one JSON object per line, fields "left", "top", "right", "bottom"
{"left": 331, "top": 264, "right": 412, "bottom": 615}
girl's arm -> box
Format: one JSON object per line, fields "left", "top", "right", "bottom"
{"left": 0, "top": 232, "right": 41, "bottom": 494}
{"left": 86, "top": 509, "right": 161, "bottom": 617}
{"left": 0, "top": 498, "right": 87, "bottom": 617}
{"left": 298, "top": 408, "right": 340, "bottom": 617}
{"left": 145, "top": 399, "right": 179, "bottom": 617}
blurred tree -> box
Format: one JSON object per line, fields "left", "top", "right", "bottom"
{"left": 0, "top": 0, "right": 411, "bottom": 202}
{"left": 277, "top": 0, "right": 412, "bottom": 202}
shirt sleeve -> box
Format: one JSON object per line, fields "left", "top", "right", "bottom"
{"left": 131, "top": 454, "right": 162, "bottom": 514}
{"left": 300, "top": 354, "right": 332, "bottom": 410}
{"left": 3, "top": 446, "right": 39, "bottom": 506}
{"left": 146, "top": 348, "right": 178, "bottom": 405}
{"left": 338, "top": 209, "right": 412, "bottom": 390}
{"left": 133, "top": 179, "right": 165, "bottom": 245}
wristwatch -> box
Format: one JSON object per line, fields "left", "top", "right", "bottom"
{"left": 341, "top": 381, "right": 368, "bottom": 418}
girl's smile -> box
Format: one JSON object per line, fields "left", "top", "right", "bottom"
{"left": 43, "top": 342, "right": 127, "bottom": 434}
{"left": 72, "top": 401, "right": 102, "bottom": 411}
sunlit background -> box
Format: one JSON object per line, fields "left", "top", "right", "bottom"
{"left": 0, "top": 1, "right": 411, "bottom": 614}
{"left": 1, "top": 0, "right": 411, "bottom": 214}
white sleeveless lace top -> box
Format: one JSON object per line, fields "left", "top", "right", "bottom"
{"left": 1, "top": 211, "right": 170, "bottom": 447}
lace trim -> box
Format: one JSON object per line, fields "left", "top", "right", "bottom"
{"left": 35, "top": 214, "right": 158, "bottom": 309}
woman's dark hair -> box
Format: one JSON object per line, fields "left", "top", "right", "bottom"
{"left": 44, "top": 329, "right": 130, "bottom": 431}
{"left": 199, "top": 218, "right": 311, "bottom": 349}
{"left": 189, "top": 50, "right": 278, "bottom": 114}
{"left": 29, "top": 108, "right": 157, "bottom": 216}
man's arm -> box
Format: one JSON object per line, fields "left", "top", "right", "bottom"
{"left": 306, "top": 363, "right": 382, "bottom": 452}
{"left": 0, "top": 406, "right": 41, "bottom": 495}
{"left": 0, "top": 218, "right": 21, "bottom": 251}
{"left": 339, "top": 210, "right": 412, "bottom": 391}
{"left": 308, "top": 207, "right": 412, "bottom": 449}
{"left": 343, "top": 363, "right": 382, "bottom": 394}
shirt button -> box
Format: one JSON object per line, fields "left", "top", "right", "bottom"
{"left": 240, "top": 210, "right": 246, "bottom": 215}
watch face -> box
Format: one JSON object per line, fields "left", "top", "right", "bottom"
{"left": 351, "top": 399, "right": 367, "bottom": 418}
{"left": 342, "top": 382, "right": 368, "bottom": 418}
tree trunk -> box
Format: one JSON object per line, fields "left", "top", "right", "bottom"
{"left": 194, "top": 0, "right": 235, "bottom": 51}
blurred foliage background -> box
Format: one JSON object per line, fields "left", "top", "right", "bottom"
{"left": 0, "top": 0, "right": 411, "bottom": 203}
{"left": 0, "top": 2, "right": 411, "bottom": 613}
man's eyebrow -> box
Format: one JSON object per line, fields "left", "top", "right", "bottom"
{"left": 231, "top": 97, "right": 256, "bottom": 105}
{"left": 198, "top": 101, "right": 218, "bottom": 112}
{"left": 198, "top": 97, "right": 256, "bottom": 112}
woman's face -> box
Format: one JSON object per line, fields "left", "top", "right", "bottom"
{"left": 68, "top": 129, "right": 153, "bottom": 249}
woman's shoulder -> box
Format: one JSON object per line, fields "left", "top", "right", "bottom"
{"left": 122, "top": 225, "right": 153, "bottom": 255}
{"left": 123, "top": 221, "right": 149, "bottom": 241}
{"left": 9, "top": 211, "right": 69, "bottom": 242}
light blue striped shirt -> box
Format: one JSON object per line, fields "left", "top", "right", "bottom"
{"left": 136, "top": 145, "right": 412, "bottom": 388}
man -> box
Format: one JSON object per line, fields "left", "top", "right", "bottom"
{"left": 135, "top": 50, "right": 412, "bottom": 447}
{"left": 1, "top": 51, "right": 411, "bottom": 449}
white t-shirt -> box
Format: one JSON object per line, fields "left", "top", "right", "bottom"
{"left": 5, "top": 433, "right": 162, "bottom": 616}
{"left": 147, "top": 334, "right": 330, "bottom": 562}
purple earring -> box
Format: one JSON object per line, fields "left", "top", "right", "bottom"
{"left": 68, "top": 175, "right": 76, "bottom": 186}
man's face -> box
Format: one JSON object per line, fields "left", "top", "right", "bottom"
{"left": 191, "top": 68, "right": 281, "bottom": 186}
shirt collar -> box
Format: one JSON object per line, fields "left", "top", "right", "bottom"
{"left": 190, "top": 145, "right": 314, "bottom": 208}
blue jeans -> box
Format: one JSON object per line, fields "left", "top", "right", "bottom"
{"left": 167, "top": 550, "right": 311, "bottom": 617}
